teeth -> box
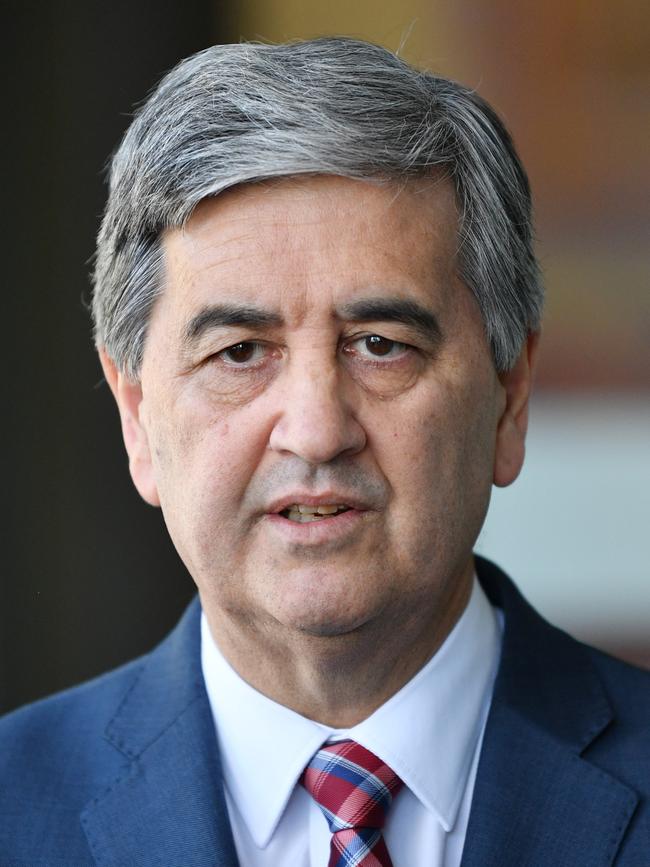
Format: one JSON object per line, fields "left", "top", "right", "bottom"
{"left": 287, "top": 511, "right": 323, "bottom": 523}
{"left": 314, "top": 504, "right": 340, "bottom": 515}
{"left": 284, "top": 503, "right": 349, "bottom": 522}
{"left": 291, "top": 503, "right": 345, "bottom": 515}
{"left": 293, "top": 503, "right": 347, "bottom": 515}
{"left": 297, "top": 504, "right": 320, "bottom": 514}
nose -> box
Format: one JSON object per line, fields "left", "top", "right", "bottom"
{"left": 268, "top": 360, "right": 366, "bottom": 465}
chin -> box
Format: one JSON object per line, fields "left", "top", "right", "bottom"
{"left": 275, "top": 597, "right": 375, "bottom": 639}
{"left": 292, "top": 617, "right": 367, "bottom": 638}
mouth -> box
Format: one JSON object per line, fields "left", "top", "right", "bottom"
{"left": 264, "top": 495, "right": 370, "bottom": 545}
{"left": 279, "top": 503, "right": 352, "bottom": 523}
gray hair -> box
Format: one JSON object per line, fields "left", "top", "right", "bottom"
{"left": 92, "top": 37, "right": 543, "bottom": 379}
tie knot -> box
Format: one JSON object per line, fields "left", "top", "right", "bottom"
{"left": 301, "top": 740, "right": 403, "bottom": 834}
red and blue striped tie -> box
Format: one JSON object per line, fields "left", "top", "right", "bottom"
{"left": 301, "top": 739, "right": 403, "bottom": 867}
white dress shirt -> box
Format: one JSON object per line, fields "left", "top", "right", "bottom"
{"left": 201, "top": 577, "right": 502, "bottom": 866}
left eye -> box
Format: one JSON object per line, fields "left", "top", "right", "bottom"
{"left": 351, "top": 334, "right": 409, "bottom": 359}
{"left": 218, "top": 342, "right": 266, "bottom": 365}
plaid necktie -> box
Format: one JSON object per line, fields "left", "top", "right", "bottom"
{"left": 301, "top": 739, "right": 404, "bottom": 867}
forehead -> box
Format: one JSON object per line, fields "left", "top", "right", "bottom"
{"left": 160, "top": 174, "right": 460, "bottom": 319}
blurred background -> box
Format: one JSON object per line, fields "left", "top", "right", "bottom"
{"left": 3, "top": 0, "right": 648, "bottom": 714}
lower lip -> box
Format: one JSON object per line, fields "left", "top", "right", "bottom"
{"left": 264, "top": 509, "right": 367, "bottom": 544}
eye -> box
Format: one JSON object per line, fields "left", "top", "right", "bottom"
{"left": 349, "top": 334, "right": 410, "bottom": 360}
{"left": 218, "top": 341, "right": 266, "bottom": 366}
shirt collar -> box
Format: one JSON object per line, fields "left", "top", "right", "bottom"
{"left": 201, "top": 576, "right": 501, "bottom": 848}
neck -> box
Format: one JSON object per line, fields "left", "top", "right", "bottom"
{"left": 202, "top": 566, "right": 474, "bottom": 728}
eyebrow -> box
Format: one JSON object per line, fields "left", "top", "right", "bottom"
{"left": 182, "top": 296, "right": 443, "bottom": 346}
{"left": 183, "top": 304, "right": 283, "bottom": 343}
{"left": 337, "top": 297, "right": 443, "bottom": 344}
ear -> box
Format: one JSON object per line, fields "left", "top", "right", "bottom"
{"left": 99, "top": 350, "right": 161, "bottom": 506}
{"left": 493, "top": 332, "right": 540, "bottom": 488}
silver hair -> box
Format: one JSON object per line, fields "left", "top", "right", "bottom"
{"left": 92, "top": 37, "right": 543, "bottom": 379}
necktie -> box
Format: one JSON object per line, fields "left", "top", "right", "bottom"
{"left": 301, "top": 739, "right": 403, "bottom": 867}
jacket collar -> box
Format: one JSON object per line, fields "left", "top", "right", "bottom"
{"left": 80, "top": 598, "right": 239, "bottom": 867}
{"left": 461, "top": 557, "right": 638, "bottom": 867}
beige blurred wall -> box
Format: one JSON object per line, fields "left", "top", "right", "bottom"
{"left": 232, "top": 0, "right": 453, "bottom": 70}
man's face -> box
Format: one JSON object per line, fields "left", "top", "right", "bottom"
{"left": 108, "top": 175, "right": 530, "bottom": 644}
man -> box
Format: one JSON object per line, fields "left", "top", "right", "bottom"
{"left": 1, "top": 37, "right": 648, "bottom": 866}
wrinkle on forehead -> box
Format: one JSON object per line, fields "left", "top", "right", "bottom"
{"left": 182, "top": 174, "right": 456, "bottom": 246}
{"left": 163, "top": 174, "right": 460, "bottom": 291}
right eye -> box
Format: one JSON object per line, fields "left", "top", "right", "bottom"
{"left": 218, "top": 342, "right": 266, "bottom": 366}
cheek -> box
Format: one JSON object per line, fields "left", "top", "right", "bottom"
{"left": 149, "top": 421, "right": 253, "bottom": 587}
{"left": 378, "top": 373, "right": 498, "bottom": 532}
{"left": 144, "top": 391, "right": 256, "bottom": 533}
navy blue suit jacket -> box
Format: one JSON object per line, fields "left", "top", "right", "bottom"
{"left": 1, "top": 558, "right": 649, "bottom": 865}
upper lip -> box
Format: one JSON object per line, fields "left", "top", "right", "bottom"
{"left": 266, "top": 492, "right": 373, "bottom": 514}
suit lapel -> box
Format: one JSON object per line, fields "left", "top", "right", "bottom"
{"left": 461, "top": 560, "right": 638, "bottom": 867}
{"left": 81, "top": 600, "right": 239, "bottom": 867}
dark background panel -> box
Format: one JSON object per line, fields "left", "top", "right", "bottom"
{"left": 2, "top": 2, "right": 232, "bottom": 714}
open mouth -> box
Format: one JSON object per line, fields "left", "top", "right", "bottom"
{"left": 279, "top": 504, "right": 352, "bottom": 523}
